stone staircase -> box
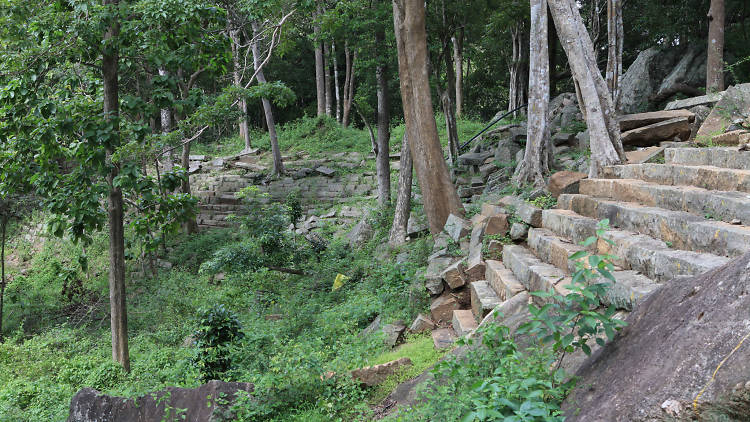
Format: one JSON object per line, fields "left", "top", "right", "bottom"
{"left": 498, "top": 146, "right": 750, "bottom": 315}
{"left": 426, "top": 146, "right": 750, "bottom": 347}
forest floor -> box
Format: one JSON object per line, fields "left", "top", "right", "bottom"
{"left": 0, "top": 116, "right": 487, "bottom": 421}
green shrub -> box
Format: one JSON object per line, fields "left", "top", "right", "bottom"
{"left": 193, "top": 305, "right": 245, "bottom": 382}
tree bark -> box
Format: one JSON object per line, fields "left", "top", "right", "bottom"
{"left": 453, "top": 28, "right": 464, "bottom": 119}
{"left": 342, "top": 44, "right": 356, "bottom": 127}
{"left": 706, "top": 0, "right": 726, "bottom": 92}
{"left": 324, "top": 43, "right": 333, "bottom": 116}
{"left": 393, "top": 0, "right": 464, "bottom": 234}
{"left": 333, "top": 43, "right": 341, "bottom": 122}
{"left": 103, "top": 0, "right": 130, "bottom": 372}
{"left": 252, "top": 22, "right": 284, "bottom": 176}
{"left": 375, "top": 28, "right": 391, "bottom": 207}
{"left": 508, "top": 22, "right": 528, "bottom": 117}
{"left": 442, "top": 44, "right": 460, "bottom": 166}
{"left": 514, "top": 0, "right": 552, "bottom": 188}
{"left": 229, "top": 28, "right": 251, "bottom": 150}
{"left": 606, "top": 0, "right": 623, "bottom": 111}
{"left": 388, "top": 133, "right": 413, "bottom": 246}
{"left": 158, "top": 67, "right": 174, "bottom": 170}
{"left": 0, "top": 216, "right": 6, "bottom": 343}
{"left": 548, "top": 0, "right": 625, "bottom": 177}
{"left": 314, "top": 3, "right": 326, "bottom": 116}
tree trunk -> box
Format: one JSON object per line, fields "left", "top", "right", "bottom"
{"left": 388, "top": 133, "right": 413, "bottom": 246}
{"left": 229, "top": 28, "right": 251, "bottom": 150}
{"left": 606, "top": 0, "right": 623, "bottom": 111}
{"left": 342, "top": 45, "right": 356, "bottom": 127}
{"left": 548, "top": 0, "right": 625, "bottom": 177}
{"left": 508, "top": 22, "right": 528, "bottom": 117}
{"left": 706, "top": 0, "right": 725, "bottom": 92}
{"left": 314, "top": 3, "right": 326, "bottom": 116}
{"left": 376, "top": 28, "right": 391, "bottom": 207}
{"left": 0, "top": 216, "right": 6, "bottom": 343}
{"left": 514, "top": 0, "right": 552, "bottom": 187}
{"left": 333, "top": 43, "right": 341, "bottom": 122}
{"left": 442, "top": 44, "right": 460, "bottom": 165}
{"left": 324, "top": 43, "right": 333, "bottom": 116}
{"left": 393, "top": 0, "right": 464, "bottom": 234}
{"left": 453, "top": 28, "right": 464, "bottom": 119}
{"left": 549, "top": 11, "right": 559, "bottom": 96}
{"left": 252, "top": 21, "right": 285, "bottom": 176}
{"left": 103, "top": 0, "right": 130, "bottom": 372}
{"left": 180, "top": 141, "right": 198, "bottom": 234}
{"left": 158, "top": 67, "right": 174, "bottom": 170}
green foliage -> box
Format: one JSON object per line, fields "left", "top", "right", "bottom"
{"left": 193, "top": 304, "right": 245, "bottom": 382}
{"left": 518, "top": 220, "right": 627, "bottom": 359}
{"left": 393, "top": 323, "right": 569, "bottom": 421}
{"left": 527, "top": 194, "right": 557, "bottom": 210}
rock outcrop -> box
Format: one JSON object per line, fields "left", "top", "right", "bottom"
{"left": 562, "top": 252, "right": 750, "bottom": 421}
{"left": 67, "top": 381, "right": 254, "bottom": 422}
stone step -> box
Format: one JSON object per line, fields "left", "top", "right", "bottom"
{"left": 558, "top": 194, "right": 750, "bottom": 258}
{"left": 542, "top": 209, "right": 730, "bottom": 283}
{"left": 501, "top": 244, "right": 572, "bottom": 304}
{"left": 485, "top": 260, "right": 525, "bottom": 301}
{"left": 526, "top": 228, "right": 659, "bottom": 310}
{"left": 452, "top": 310, "right": 479, "bottom": 337}
{"left": 579, "top": 178, "right": 750, "bottom": 226}
{"left": 601, "top": 163, "right": 750, "bottom": 193}
{"left": 665, "top": 147, "right": 750, "bottom": 170}
{"left": 470, "top": 281, "right": 502, "bottom": 319}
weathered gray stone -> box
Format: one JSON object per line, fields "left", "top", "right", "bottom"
{"left": 431, "top": 327, "right": 457, "bottom": 349}
{"left": 443, "top": 213, "right": 471, "bottom": 241}
{"left": 552, "top": 132, "right": 576, "bottom": 146}
{"left": 452, "top": 309, "right": 478, "bottom": 336}
{"left": 697, "top": 83, "right": 750, "bottom": 140}
{"left": 409, "top": 314, "right": 436, "bottom": 333}
{"left": 382, "top": 321, "right": 407, "bottom": 347}
{"left": 494, "top": 139, "right": 522, "bottom": 163}
{"left": 441, "top": 259, "right": 468, "bottom": 289}
{"left": 665, "top": 146, "right": 750, "bottom": 170}
{"left": 465, "top": 249, "right": 486, "bottom": 282}
{"left": 548, "top": 171, "right": 587, "bottom": 198}
{"left": 67, "top": 381, "right": 254, "bottom": 422}
{"left": 618, "top": 110, "right": 695, "bottom": 131}
{"left": 499, "top": 196, "right": 543, "bottom": 227}
{"left": 621, "top": 117, "right": 692, "bottom": 147}
{"left": 362, "top": 315, "right": 382, "bottom": 337}
{"left": 509, "top": 222, "right": 528, "bottom": 240}
{"left": 665, "top": 92, "right": 724, "bottom": 110}
{"left": 601, "top": 163, "right": 750, "bottom": 194}
{"left": 315, "top": 166, "right": 336, "bottom": 177}
{"left": 458, "top": 151, "right": 494, "bottom": 166}
{"left": 430, "top": 293, "right": 460, "bottom": 323}
{"left": 351, "top": 358, "right": 412, "bottom": 387}
{"left": 470, "top": 280, "right": 502, "bottom": 319}
{"left": 485, "top": 259, "right": 525, "bottom": 301}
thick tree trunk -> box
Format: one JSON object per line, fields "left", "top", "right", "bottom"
{"left": 229, "top": 29, "right": 251, "bottom": 150}
{"left": 324, "top": 43, "right": 333, "bottom": 116}
{"left": 548, "top": 0, "right": 625, "bottom": 177}
{"left": 514, "top": 0, "right": 552, "bottom": 188}
{"left": 453, "top": 28, "right": 464, "bottom": 119}
{"left": 333, "top": 43, "right": 341, "bottom": 122}
{"left": 102, "top": 0, "right": 130, "bottom": 372}
{"left": 342, "top": 45, "right": 356, "bottom": 127}
{"left": 314, "top": 3, "right": 326, "bottom": 116}
{"left": 375, "top": 28, "right": 391, "bottom": 207}
{"left": 252, "top": 22, "right": 284, "bottom": 176}
{"left": 508, "top": 22, "right": 528, "bottom": 117}
{"left": 706, "top": 0, "right": 725, "bottom": 92}
{"left": 393, "top": 0, "right": 464, "bottom": 234}
{"left": 388, "top": 133, "right": 413, "bottom": 246}
{"left": 606, "top": 0, "right": 623, "bottom": 111}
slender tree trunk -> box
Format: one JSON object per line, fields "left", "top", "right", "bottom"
{"left": 376, "top": 29, "right": 391, "bottom": 207}
{"left": 158, "top": 68, "right": 174, "bottom": 170}
{"left": 453, "top": 27, "right": 464, "bottom": 119}
{"left": 508, "top": 22, "right": 528, "bottom": 117}
{"left": 229, "top": 28, "right": 251, "bottom": 150}
{"left": 0, "top": 216, "right": 6, "bottom": 343}
{"left": 514, "top": 0, "right": 552, "bottom": 187}
{"left": 606, "top": 0, "right": 623, "bottom": 111}
{"left": 549, "top": 0, "right": 625, "bottom": 177}
{"left": 103, "top": 0, "right": 129, "bottom": 372}
{"left": 389, "top": 133, "right": 413, "bottom": 246}
{"left": 314, "top": 3, "right": 326, "bottom": 116}
{"left": 442, "top": 45, "right": 460, "bottom": 165}
{"left": 393, "top": 0, "right": 464, "bottom": 234}
{"left": 252, "top": 22, "right": 285, "bottom": 176}
{"left": 324, "top": 43, "right": 333, "bottom": 116}
{"left": 342, "top": 45, "right": 356, "bottom": 127}
{"left": 706, "top": 0, "right": 726, "bottom": 92}
{"left": 333, "top": 43, "right": 341, "bottom": 122}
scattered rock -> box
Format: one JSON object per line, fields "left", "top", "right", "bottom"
{"left": 67, "top": 381, "right": 254, "bottom": 422}
{"left": 665, "top": 92, "right": 724, "bottom": 110}
{"left": 351, "top": 358, "right": 413, "bottom": 387}
{"left": 362, "top": 315, "right": 382, "bottom": 337}
{"left": 470, "top": 280, "right": 502, "bottom": 319}
{"left": 458, "top": 151, "right": 494, "bottom": 166}
{"left": 697, "top": 83, "right": 750, "bottom": 140}
{"left": 315, "top": 166, "right": 336, "bottom": 177}
{"left": 382, "top": 321, "right": 407, "bottom": 348}
{"left": 484, "top": 214, "right": 509, "bottom": 236}
{"left": 430, "top": 292, "right": 460, "bottom": 323}
{"left": 346, "top": 219, "right": 373, "bottom": 248}
{"left": 452, "top": 309, "right": 478, "bottom": 337}
{"left": 265, "top": 314, "right": 283, "bottom": 321}
{"left": 494, "top": 139, "right": 522, "bottom": 163}
{"left": 510, "top": 222, "right": 528, "bottom": 240}
{"left": 621, "top": 117, "right": 692, "bottom": 147}
{"left": 431, "top": 328, "right": 457, "bottom": 349}
{"left": 443, "top": 213, "right": 471, "bottom": 242}
{"left": 441, "top": 260, "right": 468, "bottom": 289}
{"left": 409, "top": 314, "right": 436, "bottom": 333}
{"left": 548, "top": 171, "right": 587, "bottom": 198}
{"left": 618, "top": 110, "right": 695, "bottom": 132}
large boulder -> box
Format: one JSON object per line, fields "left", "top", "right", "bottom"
{"left": 697, "top": 83, "right": 750, "bottom": 141}
{"left": 562, "top": 252, "right": 750, "bottom": 421}
{"left": 67, "top": 381, "right": 254, "bottom": 422}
